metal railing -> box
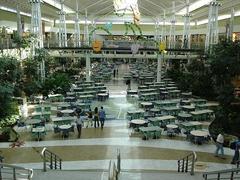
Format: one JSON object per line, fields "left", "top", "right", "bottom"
{"left": 41, "top": 147, "right": 62, "bottom": 172}
{"left": 177, "top": 151, "right": 197, "bottom": 175}
{"left": 0, "top": 163, "right": 33, "bottom": 180}
{"left": 203, "top": 168, "right": 240, "bottom": 180}
{"left": 108, "top": 149, "right": 121, "bottom": 180}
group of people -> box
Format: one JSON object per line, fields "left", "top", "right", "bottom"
{"left": 75, "top": 106, "right": 106, "bottom": 138}
{"left": 215, "top": 133, "right": 240, "bottom": 164}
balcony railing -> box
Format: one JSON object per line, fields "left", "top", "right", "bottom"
{"left": 41, "top": 147, "right": 62, "bottom": 172}
{"left": 177, "top": 151, "right": 197, "bottom": 175}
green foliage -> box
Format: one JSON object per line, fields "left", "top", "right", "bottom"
{"left": 0, "top": 56, "right": 21, "bottom": 122}
{"left": 42, "top": 72, "right": 71, "bottom": 96}
{"left": 167, "top": 58, "right": 215, "bottom": 99}
{"left": 208, "top": 40, "right": 240, "bottom": 136}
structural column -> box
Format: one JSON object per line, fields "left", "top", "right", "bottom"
{"left": 58, "top": 0, "right": 67, "bottom": 47}
{"left": 157, "top": 53, "right": 162, "bottom": 82}
{"left": 205, "top": 0, "right": 221, "bottom": 53}
{"left": 155, "top": 18, "right": 160, "bottom": 42}
{"left": 29, "top": 0, "right": 45, "bottom": 81}
{"left": 74, "top": 0, "right": 81, "bottom": 47}
{"left": 169, "top": 1, "right": 176, "bottom": 49}
{"left": 227, "top": 8, "right": 234, "bottom": 41}
{"left": 86, "top": 53, "right": 91, "bottom": 81}
{"left": 16, "top": 3, "right": 22, "bottom": 39}
{"left": 161, "top": 11, "right": 166, "bottom": 43}
{"left": 84, "top": 9, "right": 89, "bottom": 46}
{"left": 182, "top": 0, "right": 191, "bottom": 49}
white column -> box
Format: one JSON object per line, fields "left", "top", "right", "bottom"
{"left": 29, "top": 0, "right": 45, "bottom": 81}
{"left": 205, "top": 0, "right": 221, "bottom": 53}
{"left": 84, "top": 9, "right": 89, "bottom": 46}
{"left": 16, "top": 3, "right": 22, "bottom": 39}
{"left": 157, "top": 53, "right": 162, "bottom": 82}
{"left": 161, "top": 10, "right": 166, "bottom": 43}
{"left": 155, "top": 18, "right": 160, "bottom": 42}
{"left": 182, "top": 0, "right": 191, "bottom": 49}
{"left": 74, "top": 1, "right": 81, "bottom": 47}
{"left": 86, "top": 53, "right": 91, "bottom": 81}
{"left": 58, "top": 0, "right": 67, "bottom": 47}
{"left": 169, "top": 1, "right": 176, "bottom": 49}
{"left": 228, "top": 8, "right": 234, "bottom": 41}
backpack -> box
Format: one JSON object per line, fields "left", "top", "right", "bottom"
{"left": 230, "top": 141, "right": 236, "bottom": 150}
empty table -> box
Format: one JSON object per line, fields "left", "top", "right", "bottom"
{"left": 140, "top": 102, "right": 153, "bottom": 110}
{"left": 130, "top": 119, "right": 147, "bottom": 130}
{"left": 32, "top": 127, "right": 45, "bottom": 141}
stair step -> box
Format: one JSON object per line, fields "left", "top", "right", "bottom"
{"left": 32, "top": 169, "right": 203, "bottom": 180}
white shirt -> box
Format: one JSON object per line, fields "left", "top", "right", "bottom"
{"left": 216, "top": 134, "right": 224, "bottom": 144}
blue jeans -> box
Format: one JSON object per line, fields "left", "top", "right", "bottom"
{"left": 215, "top": 142, "right": 224, "bottom": 156}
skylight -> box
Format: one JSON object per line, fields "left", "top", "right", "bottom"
{"left": 177, "top": 0, "right": 212, "bottom": 15}
{"left": 42, "top": 0, "right": 74, "bottom": 13}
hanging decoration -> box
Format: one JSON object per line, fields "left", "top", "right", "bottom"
{"left": 113, "top": 0, "right": 140, "bottom": 24}
{"left": 124, "top": 22, "right": 142, "bottom": 37}
{"left": 105, "top": 22, "right": 113, "bottom": 30}
{"left": 89, "top": 26, "right": 112, "bottom": 44}
{"left": 92, "top": 40, "right": 103, "bottom": 52}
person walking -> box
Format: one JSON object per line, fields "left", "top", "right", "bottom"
{"left": 94, "top": 107, "right": 99, "bottom": 128}
{"left": 231, "top": 137, "right": 240, "bottom": 164}
{"left": 76, "top": 111, "right": 84, "bottom": 138}
{"left": 215, "top": 133, "right": 224, "bottom": 158}
{"left": 99, "top": 106, "right": 106, "bottom": 129}
{"left": 86, "top": 108, "right": 93, "bottom": 128}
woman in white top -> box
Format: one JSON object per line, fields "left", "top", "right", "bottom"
{"left": 215, "top": 133, "right": 224, "bottom": 157}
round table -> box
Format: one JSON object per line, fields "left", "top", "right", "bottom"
{"left": 140, "top": 102, "right": 153, "bottom": 110}
{"left": 178, "top": 113, "right": 192, "bottom": 121}
{"left": 59, "top": 124, "right": 72, "bottom": 139}
{"left": 190, "top": 130, "right": 208, "bottom": 137}
{"left": 97, "top": 93, "right": 108, "bottom": 101}
{"left": 130, "top": 119, "right": 147, "bottom": 130}
{"left": 60, "top": 109, "right": 75, "bottom": 116}
{"left": 25, "top": 119, "right": 42, "bottom": 125}
{"left": 166, "top": 124, "right": 178, "bottom": 129}
{"left": 131, "top": 119, "right": 146, "bottom": 125}
{"left": 190, "top": 130, "right": 209, "bottom": 144}
{"left": 166, "top": 124, "right": 178, "bottom": 137}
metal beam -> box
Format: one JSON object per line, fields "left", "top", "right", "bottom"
{"left": 144, "top": 0, "right": 166, "bottom": 11}
{"left": 48, "top": 51, "right": 199, "bottom": 59}
{"left": 80, "top": 0, "right": 111, "bottom": 12}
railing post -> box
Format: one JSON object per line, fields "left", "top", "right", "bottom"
{"left": 217, "top": 173, "right": 220, "bottom": 180}
{"left": 13, "top": 168, "right": 16, "bottom": 180}
{"left": 43, "top": 151, "right": 46, "bottom": 172}
{"left": 190, "top": 154, "right": 195, "bottom": 175}
{"left": 177, "top": 160, "right": 180, "bottom": 172}
{"left": 50, "top": 153, "right": 53, "bottom": 169}
{"left": 182, "top": 159, "right": 185, "bottom": 172}
{"left": 230, "top": 171, "right": 234, "bottom": 180}
{"left": 55, "top": 155, "right": 57, "bottom": 169}
{"left": 185, "top": 156, "right": 189, "bottom": 172}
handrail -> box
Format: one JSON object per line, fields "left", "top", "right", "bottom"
{"left": 0, "top": 163, "right": 33, "bottom": 180}
{"left": 117, "top": 148, "right": 121, "bottom": 173}
{"left": 41, "top": 147, "right": 62, "bottom": 172}
{"left": 108, "top": 160, "right": 118, "bottom": 180}
{"left": 108, "top": 149, "right": 121, "bottom": 180}
{"left": 177, "top": 151, "right": 197, "bottom": 175}
{"left": 203, "top": 168, "right": 240, "bottom": 180}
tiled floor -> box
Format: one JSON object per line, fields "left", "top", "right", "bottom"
{"left": 1, "top": 63, "right": 235, "bottom": 175}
